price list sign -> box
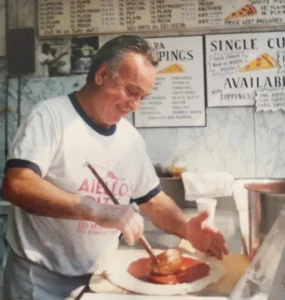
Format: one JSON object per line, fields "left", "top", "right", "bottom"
{"left": 38, "top": 0, "right": 285, "bottom": 37}
{"left": 134, "top": 36, "right": 206, "bottom": 128}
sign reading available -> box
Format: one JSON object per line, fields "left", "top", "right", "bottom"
{"left": 205, "top": 31, "right": 285, "bottom": 111}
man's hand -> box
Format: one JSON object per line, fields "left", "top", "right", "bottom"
{"left": 185, "top": 210, "right": 229, "bottom": 260}
{"left": 92, "top": 202, "right": 144, "bottom": 246}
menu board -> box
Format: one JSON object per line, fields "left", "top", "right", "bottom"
{"left": 134, "top": 36, "right": 205, "bottom": 128}
{"left": 0, "top": 0, "right": 5, "bottom": 56}
{"left": 205, "top": 31, "right": 285, "bottom": 109}
{"left": 38, "top": 0, "right": 285, "bottom": 37}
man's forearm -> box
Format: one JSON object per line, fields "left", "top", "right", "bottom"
{"left": 140, "top": 191, "right": 190, "bottom": 239}
{"left": 47, "top": 53, "right": 66, "bottom": 65}
{"left": 3, "top": 167, "right": 96, "bottom": 221}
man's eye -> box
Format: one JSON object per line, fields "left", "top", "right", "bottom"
{"left": 127, "top": 89, "right": 137, "bottom": 96}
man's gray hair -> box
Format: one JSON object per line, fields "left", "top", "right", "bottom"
{"left": 86, "top": 35, "right": 158, "bottom": 83}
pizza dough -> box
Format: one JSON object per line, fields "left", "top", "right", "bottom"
{"left": 104, "top": 250, "right": 225, "bottom": 295}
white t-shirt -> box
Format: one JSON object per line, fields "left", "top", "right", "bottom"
{"left": 39, "top": 52, "right": 53, "bottom": 77}
{"left": 5, "top": 93, "right": 161, "bottom": 276}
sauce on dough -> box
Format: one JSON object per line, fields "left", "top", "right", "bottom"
{"left": 127, "top": 256, "right": 210, "bottom": 285}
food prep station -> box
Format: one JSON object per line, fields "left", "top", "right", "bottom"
{"left": 75, "top": 178, "right": 285, "bottom": 299}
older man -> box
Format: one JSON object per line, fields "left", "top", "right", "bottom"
{"left": 2, "top": 35, "right": 228, "bottom": 300}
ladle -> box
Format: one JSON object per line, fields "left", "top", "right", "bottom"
{"left": 150, "top": 248, "right": 183, "bottom": 276}
{"left": 85, "top": 162, "right": 183, "bottom": 275}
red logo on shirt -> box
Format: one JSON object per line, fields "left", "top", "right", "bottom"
{"left": 76, "top": 167, "right": 132, "bottom": 235}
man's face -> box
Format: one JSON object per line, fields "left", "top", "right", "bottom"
{"left": 94, "top": 53, "right": 156, "bottom": 127}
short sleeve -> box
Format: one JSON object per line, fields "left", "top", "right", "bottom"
{"left": 130, "top": 139, "right": 161, "bottom": 205}
{"left": 39, "top": 53, "right": 48, "bottom": 64}
{"left": 6, "top": 103, "right": 58, "bottom": 177}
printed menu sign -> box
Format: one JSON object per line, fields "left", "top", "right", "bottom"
{"left": 134, "top": 36, "right": 205, "bottom": 128}
{"left": 206, "top": 31, "right": 285, "bottom": 110}
{"left": 38, "top": 0, "right": 285, "bottom": 37}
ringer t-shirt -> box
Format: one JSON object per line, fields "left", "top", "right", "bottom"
{"left": 5, "top": 92, "right": 161, "bottom": 276}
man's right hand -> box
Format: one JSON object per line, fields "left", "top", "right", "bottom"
{"left": 92, "top": 202, "right": 144, "bottom": 246}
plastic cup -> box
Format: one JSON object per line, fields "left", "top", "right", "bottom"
{"left": 196, "top": 198, "right": 217, "bottom": 225}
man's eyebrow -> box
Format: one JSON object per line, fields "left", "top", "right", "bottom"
{"left": 128, "top": 83, "right": 148, "bottom": 95}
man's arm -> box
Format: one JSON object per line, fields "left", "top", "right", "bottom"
{"left": 139, "top": 191, "right": 190, "bottom": 239}
{"left": 2, "top": 167, "right": 144, "bottom": 245}
{"left": 3, "top": 167, "right": 97, "bottom": 220}
{"left": 46, "top": 52, "right": 68, "bottom": 65}
{"left": 140, "top": 191, "right": 228, "bottom": 259}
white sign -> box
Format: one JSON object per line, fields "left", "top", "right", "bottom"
{"left": 81, "top": 294, "right": 227, "bottom": 300}
{"left": 134, "top": 36, "right": 205, "bottom": 128}
{"left": 0, "top": 0, "right": 5, "bottom": 56}
{"left": 38, "top": 0, "right": 285, "bottom": 37}
{"left": 206, "top": 31, "right": 285, "bottom": 109}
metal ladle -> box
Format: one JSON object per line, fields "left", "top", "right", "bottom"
{"left": 150, "top": 248, "right": 183, "bottom": 276}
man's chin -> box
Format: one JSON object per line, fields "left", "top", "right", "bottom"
{"left": 119, "top": 111, "right": 130, "bottom": 119}
{"left": 110, "top": 115, "right": 123, "bottom": 125}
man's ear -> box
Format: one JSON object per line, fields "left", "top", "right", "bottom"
{"left": 94, "top": 63, "right": 109, "bottom": 85}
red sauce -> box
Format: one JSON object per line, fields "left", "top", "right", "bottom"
{"left": 127, "top": 257, "right": 210, "bottom": 285}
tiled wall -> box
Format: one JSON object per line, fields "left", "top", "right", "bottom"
{"left": 1, "top": 0, "right": 285, "bottom": 183}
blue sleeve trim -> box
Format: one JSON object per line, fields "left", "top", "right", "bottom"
{"left": 130, "top": 184, "right": 162, "bottom": 205}
{"left": 5, "top": 159, "right": 42, "bottom": 176}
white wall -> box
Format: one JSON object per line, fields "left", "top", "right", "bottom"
{"left": 1, "top": 0, "right": 285, "bottom": 180}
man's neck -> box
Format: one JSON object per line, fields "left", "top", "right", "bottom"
{"left": 75, "top": 86, "right": 111, "bottom": 128}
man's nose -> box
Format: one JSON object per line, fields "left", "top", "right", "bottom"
{"left": 128, "top": 97, "right": 140, "bottom": 111}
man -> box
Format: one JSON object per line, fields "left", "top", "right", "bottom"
{"left": 39, "top": 43, "right": 68, "bottom": 77}
{"left": 2, "top": 35, "right": 228, "bottom": 300}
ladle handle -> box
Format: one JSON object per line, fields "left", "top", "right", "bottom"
{"left": 138, "top": 236, "right": 159, "bottom": 263}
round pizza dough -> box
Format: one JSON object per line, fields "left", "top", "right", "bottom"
{"left": 104, "top": 249, "right": 226, "bottom": 295}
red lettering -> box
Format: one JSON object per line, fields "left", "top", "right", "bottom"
{"left": 91, "top": 222, "right": 98, "bottom": 229}
{"left": 111, "top": 181, "right": 118, "bottom": 194}
{"left": 119, "top": 183, "right": 128, "bottom": 196}
{"left": 96, "top": 182, "right": 104, "bottom": 194}
{"left": 77, "top": 221, "right": 89, "bottom": 229}
{"left": 91, "top": 179, "right": 96, "bottom": 193}
{"left": 102, "top": 196, "right": 110, "bottom": 204}
{"left": 78, "top": 179, "right": 89, "bottom": 192}
{"left": 86, "top": 195, "right": 96, "bottom": 201}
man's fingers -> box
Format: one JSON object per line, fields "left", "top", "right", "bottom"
{"left": 131, "top": 216, "right": 144, "bottom": 241}
{"left": 207, "top": 245, "right": 222, "bottom": 260}
{"left": 214, "top": 230, "right": 226, "bottom": 244}
{"left": 194, "top": 210, "right": 210, "bottom": 224}
{"left": 122, "top": 211, "right": 144, "bottom": 245}
{"left": 123, "top": 227, "right": 134, "bottom": 246}
{"left": 213, "top": 238, "right": 229, "bottom": 255}
{"left": 208, "top": 239, "right": 229, "bottom": 259}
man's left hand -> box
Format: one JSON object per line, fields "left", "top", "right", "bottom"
{"left": 185, "top": 210, "right": 229, "bottom": 260}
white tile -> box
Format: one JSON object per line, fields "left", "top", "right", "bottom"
{"left": 140, "top": 107, "right": 256, "bottom": 177}
{"left": 255, "top": 110, "right": 285, "bottom": 177}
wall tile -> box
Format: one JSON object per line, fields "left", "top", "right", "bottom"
{"left": 3, "top": 0, "right": 285, "bottom": 181}
{"left": 19, "top": 76, "right": 85, "bottom": 117}
{"left": 140, "top": 107, "right": 256, "bottom": 178}
{"left": 255, "top": 111, "right": 285, "bottom": 178}
{"left": 17, "top": 0, "right": 35, "bottom": 28}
